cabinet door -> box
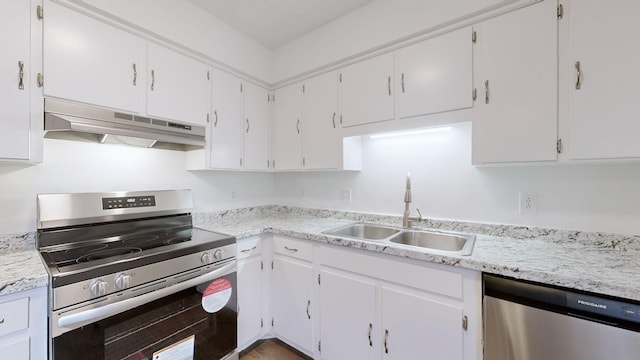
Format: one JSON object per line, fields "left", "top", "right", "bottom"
{"left": 147, "top": 43, "right": 210, "bottom": 126}
{"left": 237, "top": 255, "right": 263, "bottom": 350}
{"left": 0, "top": 0, "right": 31, "bottom": 160}
{"left": 472, "top": 0, "right": 558, "bottom": 164}
{"left": 210, "top": 69, "right": 244, "bottom": 169}
{"left": 0, "top": 337, "right": 29, "bottom": 360}
{"left": 382, "top": 285, "right": 464, "bottom": 360}
{"left": 339, "top": 53, "right": 395, "bottom": 127}
{"left": 243, "top": 83, "right": 270, "bottom": 170}
{"left": 320, "top": 268, "right": 378, "bottom": 360}
{"left": 395, "top": 27, "right": 473, "bottom": 119}
{"left": 272, "top": 83, "right": 302, "bottom": 170}
{"left": 568, "top": 0, "right": 640, "bottom": 160}
{"left": 272, "top": 256, "right": 313, "bottom": 354}
{"left": 302, "top": 71, "right": 339, "bottom": 169}
{"left": 43, "top": 2, "right": 144, "bottom": 113}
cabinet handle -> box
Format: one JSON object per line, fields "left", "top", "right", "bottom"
{"left": 240, "top": 246, "right": 257, "bottom": 253}
{"left": 332, "top": 112, "right": 336, "bottom": 128}
{"left": 132, "top": 63, "right": 137, "bottom": 86}
{"left": 284, "top": 246, "right": 298, "bottom": 252}
{"left": 306, "top": 300, "right": 311, "bottom": 319}
{"left": 384, "top": 329, "right": 389, "bottom": 353}
{"left": 575, "top": 61, "right": 582, "bottom": 90}
{"left": 18, "top": 61, "right": 25, "bottom": 90}
{"left": 368, "top": 323, "right": 373, "bottom": 346}
{"left": 150, "top": 70, "right": 155, "bottom": 91}
{"left": 296, "top": 119, "right": 300, "bottom": 134}
{"left": 246, "top": 118, "right": 250, "bottom": 133}
{"left": 214, "top": 110, "right": 218, "bottom": 127}
{"left": 387, "top": 76, "right": 391, "bottom": 96}
{"left": 401, "top": 73, "right": 405, "bottom": 93}
{"left": 484, "top": 80, "right": 490, "bottom": 104}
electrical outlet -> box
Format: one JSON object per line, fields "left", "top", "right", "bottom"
{"left": 519, "top": 192, "right": 538, "bottom": 214}
{"left": 342, "top": 188, "right": 352, "bottom": 203}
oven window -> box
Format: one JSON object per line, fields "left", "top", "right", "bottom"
{"left": 54, "top": 273, "right": 237, "bottom": 360}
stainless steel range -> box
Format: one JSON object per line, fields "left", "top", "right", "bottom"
{"left": 37, "top": 190, "right": 238, "bottom": 360}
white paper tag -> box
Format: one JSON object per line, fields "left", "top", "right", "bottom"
{"left": 152, "top": 335, "right": 194, "bottom": 360}
{"left": 202, "top": 278, "right": 232, "bottom": 313}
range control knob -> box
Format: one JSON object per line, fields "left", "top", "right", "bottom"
{"left": 89, "top": 279, "right": 108, "bottom": 297}
{"left": 201, "top": 252, "right": 214, "bottom": 264}
{"left": 115, "top": 274, "right": 132, "bottom": 289}
{"left": 213, "top": 249, "right": 225, "bottom": 260}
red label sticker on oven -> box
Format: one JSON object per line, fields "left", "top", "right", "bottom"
{"left": 202, "top": 278, "right": 232, "bottom": 313}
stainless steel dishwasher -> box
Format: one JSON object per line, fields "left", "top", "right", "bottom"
{"left": 484, "top": 274, "right": 640, "bottom": 360}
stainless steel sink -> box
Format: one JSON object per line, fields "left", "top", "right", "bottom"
{"left": 389, "top": 230, "right": 475, "bottom": 255}
{"left": 323, "top": 223, "right": 475, "bottom": 255}
{"left": 323, "top": 223, "right": 401, "bottom": 240}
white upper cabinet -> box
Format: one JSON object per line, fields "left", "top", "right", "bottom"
{"left": 43, "top": 2, "right": 144, "bottom": 114}
{"left": 272, "top": 83, "right": 302, "bottom": 170}
{"left": 302, "top": 71, "right": 339, "bottom": 169}
{"left": 0, "top": 0, "right": 41, "bottom": 162}
{"left": 339, "top": 53, "right": 395, "bottom": 127}
{"left": 395, "top": 27, "right": 474, "bottom": 120}
{"left": 567, "top": 0, "right": 640, "bottom": 160}
{"left": 243, "top": 83, "right": 270, "bottom": 171}
{"left": 210, "top": 68, "right": 244, "bottom": 170}
{"left": 146, "top": 43, "right": 211, "bottom": 126}
{"left": 472, "top": 0, "right": 559, "bottom": 164}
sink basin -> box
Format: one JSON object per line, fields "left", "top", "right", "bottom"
{"left": 389, "top": 231, "right": 475, "bottom": 255}
{"left": 323, "top": 223, "right": 401, "bottom": 240}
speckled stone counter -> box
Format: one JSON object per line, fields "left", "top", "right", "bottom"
{"left": 0, "top": 233, "right": 49, "bottom": 296}
{"left": 194, "top": 205, "right": 640, "bottom": 302}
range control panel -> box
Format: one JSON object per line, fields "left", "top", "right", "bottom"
{"left": 102, "top": 195, "right": 156, "bottom": 210}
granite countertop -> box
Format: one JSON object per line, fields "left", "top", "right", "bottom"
{"left": 195, "top": 206, "right": 640, "bottom": 302}
{"left": 0, "top": 233, "right": 49, "bottom": 296}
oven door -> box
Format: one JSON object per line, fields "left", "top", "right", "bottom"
{"left": 52, "top": 268, "right": 237, "bottom": 360}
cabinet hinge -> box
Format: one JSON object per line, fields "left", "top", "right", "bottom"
{"left": 207, "top": 71, "right": 210, "bottom": 80}
{"left": 240, "top": 157, "right": 243, "bottom": 167}
{"left": 556, "top": 139, "right": 563, "bottom": 154}
{"left": 472, "top": 88, "right": 477, "bottom": 101}
{"left": 557, "top": 4, "right": 564, "bottom": 19}
{"left": 462, "top": 315, "right": 468, "bottom": 331}
{"left": 261, "top": 318, "right": 264, "bottom": 328}
{"left": 472, "top": 30, "right": 477, "bottom": 44}
{"left": 339, "top": 73, "right": 342, "bottom": 83}
{"left": 36, "top": 5, "right": 43, "bottom": 20}
{"left": 302, "top": 157, "right": 306, "bottom": 167}
{"left": 302, "top": 84, "right": 305, "bottom": 94}
{"left": 272, "top": 94, "right": 275, "bottom": 102}
{"left": 318, "top": 341, "right": 321, "bottom": 352}
{"left": 240, "top": 83, "right": 243, "bottom": 92}
{"left": 267, "top": 93, "right": 270, "bottom": 102}
{"left": 317, "top": 274, "right": 321, "bottom": 285}
{"left": 261, "top": 260, "right": 263, "bottom": 270}
{"left": 37, "top": 73, "right": 44, "bottom": 88}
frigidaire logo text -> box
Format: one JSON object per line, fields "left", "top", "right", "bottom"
{"left": 577, "top": 299, "right": 607, "bottom": 310}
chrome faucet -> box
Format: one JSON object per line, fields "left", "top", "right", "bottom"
{"left": 402, "top": 173, "right": 423, "bottom": 229}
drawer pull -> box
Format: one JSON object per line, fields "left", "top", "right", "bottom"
{"left": 284, "top": 246, "right": 298, "bottom": 252}
{"left": 240, "top": 246, "right": 257, "bottom": 253}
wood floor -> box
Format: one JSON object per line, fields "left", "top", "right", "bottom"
{"left": 240, "top": 339, "right": 311, "bottom": 360}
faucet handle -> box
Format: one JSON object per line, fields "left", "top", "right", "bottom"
{"left": 415, "top": 208, "right": 423, "bottom": 221}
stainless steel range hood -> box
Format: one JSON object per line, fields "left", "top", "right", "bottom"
{"left": 44, "top": 99, "right": 206, "bottom": 149}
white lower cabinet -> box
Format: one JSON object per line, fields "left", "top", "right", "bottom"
{"left": 237, "top": 236, "right": 265, "bottom": 351}
{"left": 0, "top": 287, "right": 47, "bottom": 360}
{"left": 318, "top": 244, "right": 481, "bottom": 360}
{"left": 270, "top": 237, "right": 314, "bottom": 355}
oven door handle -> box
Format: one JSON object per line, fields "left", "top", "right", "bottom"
{"left": 57, "top": 262, "right": 236, "bottom": 330}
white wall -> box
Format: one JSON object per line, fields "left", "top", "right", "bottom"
{"left": 274, "top": 122, "right": 640, "bottom": 236}
{"left": 68, "top": 0, "right": 273, "bottom": 83}
{"left": 273, "top": 0, "right": 510, "bottom": 82}
{"left": 0, "top": 139, "right": 274, "bottom": 234}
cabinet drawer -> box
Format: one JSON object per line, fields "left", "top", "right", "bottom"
{"left": 0, "top": 297, "right": 28, "bottom": 337}
{"left": 273, "top": 236, "right": 312, "bottom": 261}
{"left": 237, "top": 237, "right": 263, "bottom": 260}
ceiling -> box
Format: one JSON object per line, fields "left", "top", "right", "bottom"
{"left": 189, "top": 0, "right": 374, "bottom": 49}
